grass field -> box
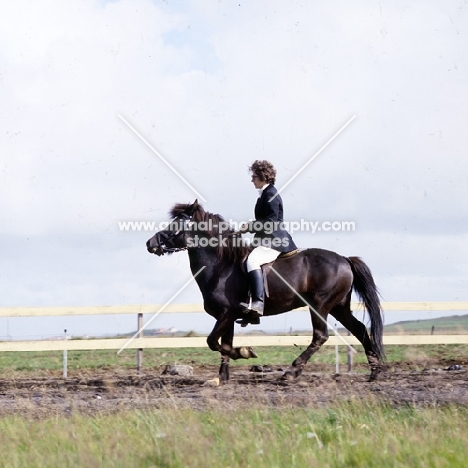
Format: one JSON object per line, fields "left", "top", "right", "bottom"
{"left": 1, "top": 400, "right": 467, "bottom": 467}
{"left": 0, "top": 343, "right": 467, "bottom": 378}
{"left": 1, "top": 341, "right": 467, "bottom": 467}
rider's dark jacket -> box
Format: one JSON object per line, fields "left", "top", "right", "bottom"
{"left": 248, "top": 184, "right": 297, "bottom": 253}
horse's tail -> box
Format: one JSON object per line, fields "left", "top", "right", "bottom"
{"left": 347, "top": 256, "right": 386, "bottom": 361}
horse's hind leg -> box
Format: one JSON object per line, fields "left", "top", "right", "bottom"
{"left": 282, "top": 306, "right": 329, "bottom": 381}
{"left": 330, "top": 304, "right": 383, "bottom": 381}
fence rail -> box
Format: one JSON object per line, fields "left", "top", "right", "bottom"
{"left": 0, "top": 302, "right": 467, "bottom": 354}
{"left": 1, "top": 302, "right": 467, "bottom": 317}
{"left": 1, "top": 335, "right": 468, "bottom": 353}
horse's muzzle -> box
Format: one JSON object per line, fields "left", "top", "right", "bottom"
{"left": 146, "top": 239, "right": 164, "bottom": 256}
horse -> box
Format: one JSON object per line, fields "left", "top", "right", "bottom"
{"left": 146, "top": 200, "right": 385, "bottom": 383}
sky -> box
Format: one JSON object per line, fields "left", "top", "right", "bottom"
{"left": 1, "top": 0, "right": 467, "bottom": 339}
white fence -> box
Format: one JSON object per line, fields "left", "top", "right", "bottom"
{"left": 1, "top": 302, "right": 467, "bottom": 353}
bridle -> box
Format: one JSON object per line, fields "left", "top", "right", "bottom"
{"left": 155, "top": 213, "right": 192, "bottom": 254}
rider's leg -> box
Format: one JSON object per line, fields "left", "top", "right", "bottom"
{"left": 242, "top": 269, "right": 265, "bottom": 314}
{"left": 240, "top": 247, "right": 280, "bottom": 316}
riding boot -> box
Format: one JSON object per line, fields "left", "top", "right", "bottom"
{"left": 240, "top": 269, "right": 264, "bottom": 316}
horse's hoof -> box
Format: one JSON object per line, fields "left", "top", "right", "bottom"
{"left": 368, "top": 366, "right": 383, "bottom": 382}
{"left": 280, "top": 371, "right": 296, "bottom": 381}
{"left": 203, "top": 377, "right": 220, "bottom": 387}
{"left": 239, "top": 346, "right": 258, "bottom": 359}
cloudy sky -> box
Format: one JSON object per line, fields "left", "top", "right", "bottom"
{"left": 1, "top": 0, "right": 467, "bottom": 339}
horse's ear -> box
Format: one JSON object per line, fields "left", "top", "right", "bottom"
{"left": 188, "top": 199, "right": 198, "bottom": 216}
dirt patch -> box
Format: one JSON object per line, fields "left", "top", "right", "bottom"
{"left": 0, "top": 364, "right": 467, "bottom": 417}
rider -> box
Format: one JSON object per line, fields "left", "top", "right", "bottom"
{"left": 239, "top": 160, "right": 297, "bottom": 323}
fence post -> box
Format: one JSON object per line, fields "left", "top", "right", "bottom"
{"left": 63, "top": 329, "right": 68, "bottom": 379}
{"left": 335, "top": 344, "right": 339, "bottom": 374}
{"left": 347, "top": 330, "right": 353, "bottom": 373}
{"left": 137, "top": 313, "right": 143, "bottom": 374}
{"left": 334, "top": 323, "right": 339, "bottom": 374}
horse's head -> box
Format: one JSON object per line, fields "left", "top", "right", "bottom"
{"left": 147, "top": 200, "right": 250, "bottom": 263}
{"left": 146, "top": 200, "right": 199, "bottom": 256}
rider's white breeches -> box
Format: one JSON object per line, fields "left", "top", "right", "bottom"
{"left": 246, "top": 246, "right": 281, "bottom": 272}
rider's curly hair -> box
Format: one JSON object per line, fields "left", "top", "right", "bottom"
{"left": 249, "top": 160, "right": 276, "bottom": 185}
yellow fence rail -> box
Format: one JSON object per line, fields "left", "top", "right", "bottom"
{"left": 1, "top": 301, "right": 467, "bottom": 318}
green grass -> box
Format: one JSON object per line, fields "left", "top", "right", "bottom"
{"left": 0, "top": 344, "right": 466, "bottom": 378}
{"left": 1, "top": 342, "right": 467, "bottom": 466}
{"left": 384, "top": 314, "right": 468, "bottom": 334}
{"left": 0, "top": 401, "right": 467, "bottom": 467}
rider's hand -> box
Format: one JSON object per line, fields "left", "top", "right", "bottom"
{"left": 239, "top": 222, "right": 249, "bottom": 234}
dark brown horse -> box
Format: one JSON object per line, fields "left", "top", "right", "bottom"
{"left": 146, "top": 201, "right": 385, "bottom": 382}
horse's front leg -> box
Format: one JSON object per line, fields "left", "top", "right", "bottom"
{"left": 206, "top": 313, "right": 258, "bottom": 381}
{"left": 218, "top": 322, "right": 233, "bottom": 383}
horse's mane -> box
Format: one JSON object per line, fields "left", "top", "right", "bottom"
{"left": 169, "top": 203, "right": 250, "bottom": 263}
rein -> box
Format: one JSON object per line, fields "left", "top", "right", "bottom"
{"left": 157, "top": 213, "right": 192, "bottom": 254}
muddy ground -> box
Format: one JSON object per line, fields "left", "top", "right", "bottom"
{"left": 0, "top": 362, "right": 467, "bottom": 417}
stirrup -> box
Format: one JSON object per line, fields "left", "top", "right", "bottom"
{"left": 240, "top": 302, "right": 263, "bottom": 316}
{"left": 249, "top": 301, "right": 264, "bottom": 315}
{"left": 240, "top": 301, "right": 251, "bottom": 312}
{"left": 236, "top": 311, "right": 261, "bottom": 327}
